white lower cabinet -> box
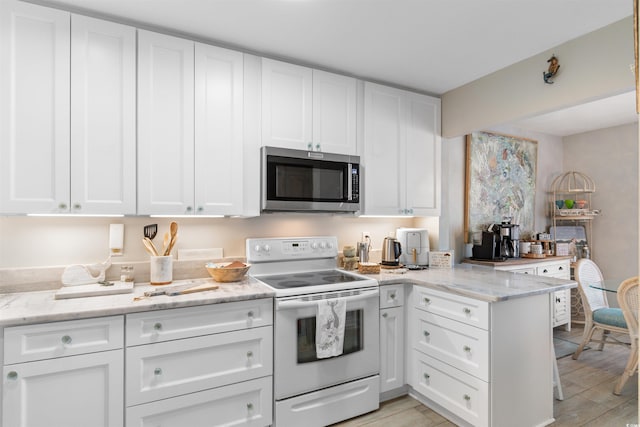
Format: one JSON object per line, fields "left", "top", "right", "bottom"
{"left": 1, "top": 300, "right": 273, "bottom": 427}
{"left": 125, "top": 300, "right": 273, "bottom": 426}
{"left": 408, "top": 285, "right": 554, "bottom": 427}
{"left": 494, "top": 258, "right": 571, "bottom": 330}
{"left": 2, "top": 316, "right": 125, "bottom": 427}
{"left": 379, "top": 284, "right": 405, "bottom": 395}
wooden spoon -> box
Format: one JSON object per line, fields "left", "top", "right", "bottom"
{"left": 165, "top": 221, "right": 178, "bottom": 256}
{"left": 142, "top": 237, "right": 159, "bottom": 256}
{"left": 161, "top": 232, "right": 170, "bottom": 256}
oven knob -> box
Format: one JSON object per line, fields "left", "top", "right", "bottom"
{"left": 326, "top": 242, "right": 333, "bottom": 249}
{"left": 254, "top": 245, "right": 261, "bottom": 252}
{"left": 311, "top": 242, "right": 318, "bottom": 250}
{"left": 319, "top": 241, "right": 327, "bottom": 249}
{"left": 263, "top": 244, "right": 271, "bottom": 253}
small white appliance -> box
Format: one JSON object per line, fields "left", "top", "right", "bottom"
{"left": 246, "top": 236, "right": 379, "bottom": 427}
{"left": 396, "top": 228, "right": 430, "bottom": 268}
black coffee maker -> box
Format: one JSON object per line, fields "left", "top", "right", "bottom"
{"left": 471, "top": 220, "right": 520, "bottom": 260}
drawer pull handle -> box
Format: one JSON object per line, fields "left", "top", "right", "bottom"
{"left": 463, "top": 394, "right": 471, "bottom": 401}
{"left": 154, "top": 368, "right": 162, "bottom": 376}
{"left": 423, "top": 297, "right": 431, "bottom": 304}
{"left": 247, "top": 351, "right": 253, "bottom": 358}
{"left": 423, "top": 331, "right": 430, "bottom": 337}
{"left": 463, "top": 308, "right": 471, "bottom": 314}
{"left": 153, "top": 322, "right": 162, "bottom": 331}
{"left": 423, "top": 373, "right": 430, "bottom": 380}
{"left": 382, "top": 312, "right": 388, "bottom": 318}
{"left": 61, "top": 335, "right": 72, "bottom": 345}
{"left": 463, "top": 345, "right": 471, "bottom": 352}
{"left": 7, "top": 371, "right": 17, "bottom": 381}
{"left": 247, "top": 311, "right": 254, "bottom": 318}
{"left": 559, "top": 266, "right": 564, "bottom": 270}
{"left": 390, "top": 293, "right": 396, "bottom": 299}
{"left": 543, "top": 269, "right": 549, "bottom": 273}
{"left": 247, "top": 402, "right": 254, "bottom": 411}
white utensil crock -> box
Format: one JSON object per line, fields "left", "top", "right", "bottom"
{"left": 150, "top": 256, "right": 172, "bottom": 285}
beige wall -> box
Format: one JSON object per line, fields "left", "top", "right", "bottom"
{"left": 0, "top": 214, "right": 442, "bottom": 269}
{"left": 442, "top": 17, "right": 635, "bottom": 138}
{"left": 562, "top": 122, "right": 639, "bottom": 280}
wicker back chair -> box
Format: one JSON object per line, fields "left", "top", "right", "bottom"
{"left": 572, "top": 259, "right": 628, "bottom": 360}
{"left": 614, "top": 277, "right": 639, "bottom": 395}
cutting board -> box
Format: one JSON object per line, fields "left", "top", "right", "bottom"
{"left": 55, "top": 281, "right": 134, "bottom": 299}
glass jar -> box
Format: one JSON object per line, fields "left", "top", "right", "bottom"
{"left": 120, "top": 265, "right": 135, "bottom": 282}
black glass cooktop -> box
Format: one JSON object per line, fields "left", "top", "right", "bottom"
{"left": 257, "top": 270, "right": 366, "bottom": 289}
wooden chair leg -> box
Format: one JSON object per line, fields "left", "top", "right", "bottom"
{"left": 614, "top": 345, "right": 638, "bottom": 395}
{"left": 573, "top": 326, "right": 597, "bottom": 360}
{"left": 599, "top": 330, "right": 610, "bottom": 351}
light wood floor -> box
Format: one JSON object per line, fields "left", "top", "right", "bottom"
{"left": 333, "top": 324, "right": 638, "bottom": 427}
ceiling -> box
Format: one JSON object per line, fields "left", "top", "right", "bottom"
{"left": 37, "top": 0, "right": 637, "bottom": 136}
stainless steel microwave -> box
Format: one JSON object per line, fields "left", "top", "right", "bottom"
{"left": 261, "top": 146, "right": 361, "bottom": 213}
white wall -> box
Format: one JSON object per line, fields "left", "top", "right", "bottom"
{"left": 562, "top": 122, "right": 639, "bottom": 280}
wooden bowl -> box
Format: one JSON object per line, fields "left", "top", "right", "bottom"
{"left": 205, "top": 262, "right": 250, "bottom": 283}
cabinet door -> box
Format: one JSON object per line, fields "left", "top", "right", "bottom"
{"left": 405, "top": 93, "right": 441, "bottom": 216}
{"left": 0, "top": 1, "right": 70, "bottom": 214}
{"left": 363, "top": 82, "right": 405, "bottom": 215}
{"left": 380, "top": 306, "right": 404, "bottom": 393}
{"left": 71, "top": 15, "right": 136, "bottom": 215}
{"left": 195, "top": 43, "right": 244, "bottom": 215}
{"left": 3, "top": 350, "right": 124, "bottom": 427}
{"left": 261, "top": 58, "right": 312, "bottom": 149}
{"left": 312, "top": 70, "right": 357, "bottom": 155}
{"left": 138, "top": 30, "right": 195, "bottom": 215}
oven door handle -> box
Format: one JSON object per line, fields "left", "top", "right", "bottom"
{"left": 276, "top": 288, "right": 379, "bottom": 310}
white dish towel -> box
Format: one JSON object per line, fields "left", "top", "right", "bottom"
{"left": 316, "top": 298, "right": 347, "bottom": 358}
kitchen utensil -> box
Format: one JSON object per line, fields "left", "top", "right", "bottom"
{"left": 161, "top": 232, "right": 170, "bottom": 255}
{"left": 142, "top": 237, "right": 159, "bottom": 256}
{"left": 143, "top": 224, "right": 157, "bottom": 240}
{"left": 133, "top": 281, "right": 219, "bottom": 301}
{"left": 165, "top": 221, "right": 178, "bottom": 256}
{"left": 205, "top": 262, "right": 251, "bottom": 282}
{"left": 381, "top": 237, "right": 402, "bottom": 266}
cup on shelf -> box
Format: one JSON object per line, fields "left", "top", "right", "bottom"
{"left": 563, "top": 199, "right": 574, "bottom": 209}
{"left": 555, "top": 200, "right": 564, "bottom": 209}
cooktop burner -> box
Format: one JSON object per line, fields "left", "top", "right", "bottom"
{"left": 257, "top": 269, "right": 367, "bottom": 289}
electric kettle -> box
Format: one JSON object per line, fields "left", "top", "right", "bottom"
{"left": 381, "top": 237, "right": 402, "bottom": 266}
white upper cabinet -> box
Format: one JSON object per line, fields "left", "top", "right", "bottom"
{"left": 363, "top": 82, "right": 441, "bottom": 216}
{"left": 0, "top": 1, "right": 70, "bottom": 214}
{"left": 0, "top": 2, "right": 136, "bottom": 215}
{"left": 262, "top": 58, "right": 357, "bottom": 155}
{"left": 138, "top": 30, "right": 245, "bottom": 216}
{"left": 138, "top": 30, "right": 195, "bottom": 215}
{"left": 195, "top": 43, "right": 244, "bottom": 216}
{"left": 71, "top": 15, "right": 136, "bottom": 215}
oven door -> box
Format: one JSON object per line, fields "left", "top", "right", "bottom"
{"left": 274, "top": 287, "right": 379, "bottom": 400}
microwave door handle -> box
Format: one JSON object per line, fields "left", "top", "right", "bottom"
{"left": 347, "top": 163, "right": 353, "bottom": 201}
{"left": 276, "top": 288, "right": 378, "bottom": 310}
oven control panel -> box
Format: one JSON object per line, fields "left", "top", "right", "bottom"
{"left": 246, "top": 236, "right": 338, "bottom": 262}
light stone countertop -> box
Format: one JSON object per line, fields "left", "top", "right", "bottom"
{"left": 0, "top": 277, "right": 275, "bottom": 327}
{"left": 0, "top": 264, "right": 576, "bottom": 328}
{"left": 365, "top": 263, "right": 576, "bottom": 302}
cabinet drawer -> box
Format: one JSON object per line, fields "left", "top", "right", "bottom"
{"left": 380, "top": 284, "right": 404, "bottom": 309}
{"left": 536, "top": 261, "right": 570, "bottom": 278}
{"left": 412, "top": 350, "right": 488, "bottom": 427}
{"left": 126, "top": 376, "right": 272, "bottom": 427}
{"left": 126, "top": 326, "right": 273, "bottom": 406}
{"left": 126, "top": 299, "right": 272, "bottom": 346}
{"left": 4, "top": 316, "right": 124, "bottom": 364}
{"left": 413, "top": 286, "right": 489, "bottom": 330}
{"left": 413, "top": 310, "right": 489, "bottom": 381}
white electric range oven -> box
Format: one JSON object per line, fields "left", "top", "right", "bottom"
{"left": 246, "top": 236, "right": 380, "bottom": 427}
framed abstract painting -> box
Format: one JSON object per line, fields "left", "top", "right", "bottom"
{"left": 465, "top": 131, "right": 538, "bottom": 242}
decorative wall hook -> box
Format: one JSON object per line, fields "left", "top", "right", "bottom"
{"left": 543, "top": 55, "right": 560, "bottom": 84}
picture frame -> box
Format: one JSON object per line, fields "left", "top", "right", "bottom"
{"left": 465, "top": 131, "right": 538, "bottom": 242}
